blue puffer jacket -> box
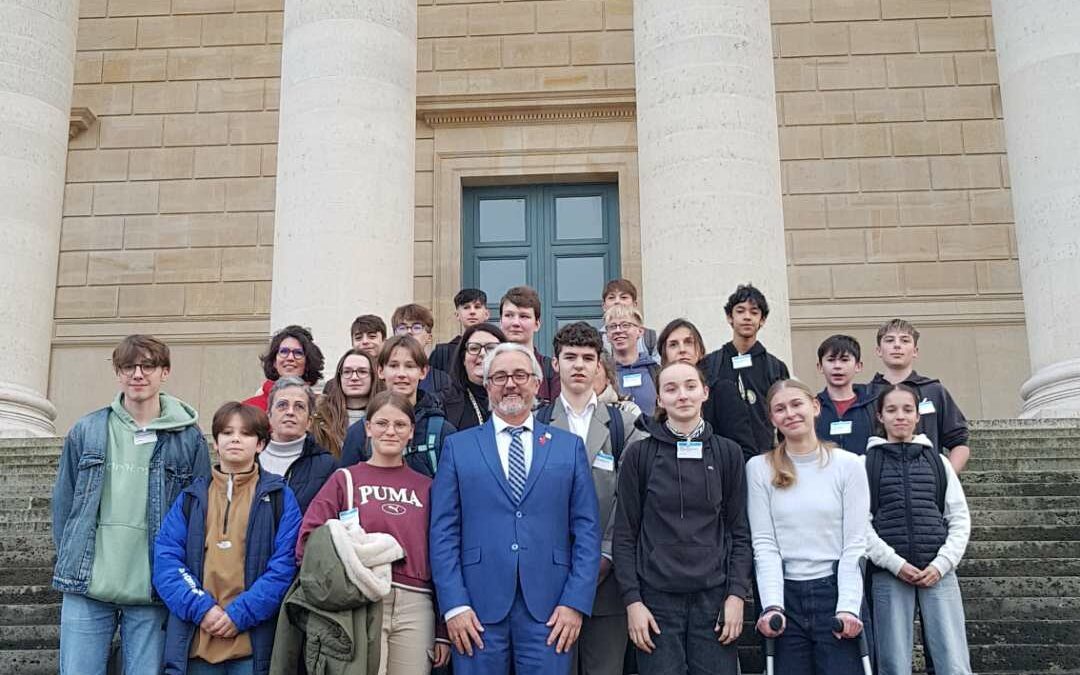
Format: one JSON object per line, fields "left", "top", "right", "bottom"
{"left": 52, "top": 406, "right": 211, "bottom": 594}
{"left": 153, "top": 469, "right": 302, "bottom": 675}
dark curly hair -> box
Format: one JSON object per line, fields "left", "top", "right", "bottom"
{"left": 260, "top": 324, "right": 324, "bottom": 384}
{"left": 723, "top": 283, "right": 770, "bottom": 319}
{"left": 552, "top": 321, "right": 603, "bottom": 358}
{"left": 449, "top": 323, "right": 507, "bottom": 388}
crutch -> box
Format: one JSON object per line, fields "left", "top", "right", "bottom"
{"left": 833, "top": 616, "right": 874, "bottom": 675}
{"left": 763, "top": 613, "right": 783, "bottom": 675}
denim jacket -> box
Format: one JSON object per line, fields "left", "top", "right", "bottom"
{"left": 51, "top": 406, "right": 211, "bottom": 595}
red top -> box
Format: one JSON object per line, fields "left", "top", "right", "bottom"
{"left": 298, "top": 463, "right": 435, "bottom": 592}
{"left": 242, "top": 379, "right": 274, "bottom": 412}
{"left": 832, "top": 395, "right": 857, "bottom": 419}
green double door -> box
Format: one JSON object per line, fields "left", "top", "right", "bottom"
{"left": 462, "top": 183, "right": 621, "bottom": 354}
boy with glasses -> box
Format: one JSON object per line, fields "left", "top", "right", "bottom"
{"left": 604, "top": 305, "right": 659, "bottom": 416}
{"left": 600, "top": 279, "right": 659, "bottom": 363}
{"left": 430, "top": 288, "right": 491, "bottom": 373}
{"left": 52, "top": 334, "right": 211, "bottom": 675}
{"left": 391, "top": 303, "right": 452, "bottom": 396}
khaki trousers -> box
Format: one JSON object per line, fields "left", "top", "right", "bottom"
{"left": 378, "top": 587, "right": 436, "bottom": 675}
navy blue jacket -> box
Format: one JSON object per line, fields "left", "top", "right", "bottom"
{"left": 277, "top": 434, "right": 335, "bottom": 514}
{"left": 339, "top": 389, "right": 458, "bottom": 477}
{"left": 420, "top": 367, "right": 453, "bottom": 397}
{"left": 153, "top": 469, "right": 302, "bottom": 675}
{"left": 816, "top": 384, "right": 879, "bottom": 455}
{"left": 868, "top": 371, "right": 969, "bottom": 451}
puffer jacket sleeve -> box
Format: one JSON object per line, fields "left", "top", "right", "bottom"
{"left": 225, "top": 487, "right": 303, "bottom": 632}
{"left": 153, "top": 488, "right": 216, "bottom": 624}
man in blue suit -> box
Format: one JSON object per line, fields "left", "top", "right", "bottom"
{"left": 430, "top": 342, "right": 601, "bottom": 675}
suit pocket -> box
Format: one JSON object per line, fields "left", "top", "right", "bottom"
{"left": 462, "top": 547, "right": 481, "bottom": 566}
{"left": 553, "top": 547, "right": 570, "bottom": 567}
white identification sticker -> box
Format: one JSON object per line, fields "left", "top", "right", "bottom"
{"left": 731, "top": 354, "right": 753, "bottom": 370}
{"left": 918, "top": 398, "right": 937, "bottom": 415}
{"left": 676, "top": 441, "right": 703, "bottom": 460}
{"left": 216, "top": 540, "right": 232, "bottom": 550}
{"left": 133, "top": 429, "right": 157, "bottom": 445}
{"left": 339, "top": 507, "right": 360, "bottom": 528}
{"left": 593, "top": 452, "right": 615, "bottom": 472}
{"left": 622, "top": 372, "right": 643, "bottom": 389}
{"left": 830, "top": 420, "right": 853, "bottom": 436}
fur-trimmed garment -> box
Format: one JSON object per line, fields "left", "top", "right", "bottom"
{"left": 324, "top": 519, "right": 403, "bottom": 601}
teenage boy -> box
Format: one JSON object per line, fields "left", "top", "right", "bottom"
{"left": 350, "top": 314, "right": 387, "bottom": 359}
{"left": 499, "top": 285, "right": 560, "bottom": 402}
{"left": 430, "top": 288, "right": 490, "bottom": 373}
{"left": 539, "top": 322, "right": 645, "bottom": 675}
{"left": 702, "top": 284, "right": 790, "bottom": 453}
{"left": 600, "top": 279, "right": 659, "bottom": 363}
{"left": 391, "top": 303, "right": 452, "bottom": 396}
{"left": 815, "top": 335, "right": 879, "bottom": 455}
{"left": 52, "top": 334, "right": 211, "bottom": 675}
{"left": 153, "top": 401, "right": 302, "bottom": 674}
{"left": 870, "top": 319, "right": 970, "bottom": 472}
{"left": 604, "top": 305, "right": 659, "bottom": 416}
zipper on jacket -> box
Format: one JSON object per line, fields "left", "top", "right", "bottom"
{"left": 901, "top": 443, "right": 915, "bottom": 563}
{"left": 223, "top": 472, "right": 233, "bottom": 536}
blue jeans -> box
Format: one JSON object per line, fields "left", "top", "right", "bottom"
{"left": 774, "top": 575, "right": 862, "bottom": 675}
{"left": 871, "top": 570, "right": 972, "bottom": 675}
{"left": 188, "top": 657, "right": 255, "bottom": 675}
{"left": 636, "top": 585, "right": 739, "bottom": 675}
{"left": 59, "top": 592, "right": 168, "bottom": 675}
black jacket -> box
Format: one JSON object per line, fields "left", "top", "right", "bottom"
{"left": 815, "top": 384, "right": 880, "bottom": 455}
{"left": 338, "top": 389, "right": 457, "bottom": 477}
{"left": 613, "top": 416, "right": 752, "bottom": 604}
{"left": 703, "top": 377, "right": 758, "bottom": 463}
{"left": 429, "top": 336, "right": 461, "bottom": 373}
{"left": 868, "top": 371, "right": 969, "bottom": 450}
{"left": 419, "top": 366, "right": 452, "bottom": 397}
{"left": 702, "top": 341, "right": 790, "bottom": 454}
{"left": 279, "top": 434, "right": 336, "bottom": 515}
{"left": 441, "top": 380, "right": 490, "bottom": 432}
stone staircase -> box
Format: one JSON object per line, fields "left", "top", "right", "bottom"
{"left": 1, "top": 421, "right": 1079, "bottom": 674}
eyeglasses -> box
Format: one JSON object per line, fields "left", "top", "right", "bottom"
{"left": 394, "top": 323, "right": 429, "bottom": 336}
{"left": 119, "top": 362, "right": 161, "bottom": 377}
{"left": 272, "top": 399, "right": 308, "bottom": 413}
{"left": 277, "top": 347, "right": 305, "bottom": 359}
{"left": 369, "top": 419, "right": 412, "bottom": 434}
{"left": 606, "top": 322, "right": 640, "bottom": 334}
{"left": 488, "top": 370, "right": 535, "bottom": 387}
{"left": 465, "top": 342, "right": 500, "bottom": 356}
{"left": 341, "top": 367, "right": 371, "bottom": 380}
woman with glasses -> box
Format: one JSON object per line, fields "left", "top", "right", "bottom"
{"left": 243, "top": 325, "right": 325, "bottom": 412}
{"left": 263, "top": 377, "right": 335, "bottom": 514}
{"left": 300, "top": 391, "right": 451, "bottom": 675}
{"left": 312, "top": 349, "right": 380, "bottom": 459}
{"left": 441, "top": 323, "right": 507, "bottom": 431}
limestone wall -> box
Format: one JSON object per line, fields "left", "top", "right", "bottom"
{"left": 50, "top": 0, "right": 1026, "bottom": 431}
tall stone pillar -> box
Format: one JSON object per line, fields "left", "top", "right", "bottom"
{"left": 0, "top": 0, "right": 78, "bottom": 436}
{"left": 993, "top": 0, "right": 1080, "bottom": 417}
{"left": 634, "top": 0, "right": 791, "bottom": 361}
{"left": 272, "top": 0, "right": 417, "bottom": 360}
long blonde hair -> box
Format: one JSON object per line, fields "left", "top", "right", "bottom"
{"left": 764, "top": 379, "right": 833, "bottom": 489}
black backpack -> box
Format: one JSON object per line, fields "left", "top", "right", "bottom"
{"left": 535, "top": 402, "right": 628, "bottom": 464}
{"left": 866, "top": 443, "right": 947, "bottom": 516}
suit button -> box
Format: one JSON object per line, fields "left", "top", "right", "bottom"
{"left": 515, "top": 511, "right": 523, "bottom": 518}
{"left": 511, "top": 543, "right": 519, "bottom": 551}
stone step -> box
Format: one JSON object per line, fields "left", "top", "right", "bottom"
{"left": 0, "top": 568, "right": 53, "bottom": 587}
{"left": 967, "top": 458, "right": 1080, "bottom": 471}
{"left": 968, "top": 495, "right": 1080, "bottom": 510}
{"left": 0, "top": 649, "right": 57, "bottom": 675}
{"left": 964, "top": 596, "right": 1080, "bottom": 620}
{"left": 0, "top": 473, "right": 57, "bottom": 486}
{"left": 959, "top": 576, "right": 1080, "bottom": 598}
{"left": 0, "top": 522, "right": 52, "bottom": 534}
{"left": 964, "top": 480, "right": 1080, "bottom": 497}
{"left": 0, "top": 497, "right": 51, "bottom": 511}
{"left": 0, "top": 510, "right": 52, "bottom": 524}
{"left": 0, "top": 586, "right": 60, "bottom": 606}
{"left": 0, "top": 625, "right": 58, "bottom": 650}
{"left": 963, "top": 619, "right": 1080, "bottom": 646}
{"left": 967, "top": 509, "right": 1080, "bottom": 526}
{"left": 958, "top": 557, "right": 1080, "bottom": 577}
{"left": 971, "top": 524, "right": 1080, "bottom": 542}
{"left": 967, "top": 540, "right": 1080, "bottom": 559}
{"left": 962, "top": 470, "right": 1080, "bottom": 484}
{"left": 969, "top": 644, "right": 1080, "bottom": 672}
{"left": 0, "top": 604, "right": 59, "bottom": 626}
{"left": 972, "top": 440, "right": 1080, "bottom": 455}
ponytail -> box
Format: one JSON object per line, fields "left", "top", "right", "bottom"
{"left": 764, "top": 378, "right": 833, "bottom": 489}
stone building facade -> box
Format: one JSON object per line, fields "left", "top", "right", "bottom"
{"left": 1, "top": 0, "right": 1077, "bottom": 435}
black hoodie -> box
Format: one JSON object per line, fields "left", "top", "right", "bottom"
{"left": 613, "top": 416, "right": 752, "bottom": 605}
{"left": 869, "top": 371, "right": 969, "bottom": 451}
{"left": 702, "top": 341, "right": 790, "bottom": 453}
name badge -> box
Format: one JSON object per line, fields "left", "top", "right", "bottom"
{"left": 622, "top": 372, "right": 643, "bottom": 388}
{"left": 676, "top": 441, "right": 703, "bottom": 460}
{"left": 731, "top": 354, "right": 753, "bottom": 370}
{"left": 339, "top": 507, "right": 360, "bottom": 528}
{"left": 216, "top": 540, "right": 232, "bottom": 550}
{"left": 133, "top": 429, "right": 157, "bottom": 445}
{"left": 918, "top": 398, "right": 936, "bottom": 415}
{"left": 830, "top": 420, "right": 853, "bottom": 436}
{"left": 593, "top": 452, "right": 615, "bottom": 472}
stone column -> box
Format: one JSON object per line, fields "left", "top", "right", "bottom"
{"left": 0, "top": 0, "right": 78, "bottom": 436}
{"left": 634, "top": 0, "right": 791, "bottom": 361}
{"left": 993, "top": 0, "right": 1080, "bottom": 417}
{"left": 272, "top": 0, "right": 417, "bottom": 360}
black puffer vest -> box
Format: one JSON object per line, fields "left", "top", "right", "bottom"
{"left": 868, "top": 440, "right": 947, "bottom": 569}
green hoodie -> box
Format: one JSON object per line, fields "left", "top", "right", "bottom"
{"left": 87, "top": 392, "right": 199, "bottom": 604}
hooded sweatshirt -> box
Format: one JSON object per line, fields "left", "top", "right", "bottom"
{"left": 869, "top": 371, "right": 969, "bottom": 451}
{"left": 615, "top": 352, "right": 659, "bottom": 416}
{"left": 703, "top": 341, "right": 790, "bottom": 453}
{"left": 816, "top": 384, "right": 880, "bottom": 455}
{"left": 88, "top": 392, "right": 200, "bottom": 604}
{"left": 612, "top": 416, "right": 752, "bottom": 604}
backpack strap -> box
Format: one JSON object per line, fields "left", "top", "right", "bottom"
{"left": 866, "top": 446, "right": 884, "bottom": 517}
{"left": 422, "top": 416, "right": 443, "bottom": 475}
{"left": 337, "top": 467, "right": 355, "bottom": 511}
{"left": 926, "top": 445, "right": 948, "bottom": 513}
{"left": 607, "top": 404, "right": 626, "bottom": 464}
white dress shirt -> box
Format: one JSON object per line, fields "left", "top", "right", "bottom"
{"left": 560, "top": 393, "right": 597, "bottom": 443}
{"left": 492, "top": 412, "right": 535, "bottom": 479}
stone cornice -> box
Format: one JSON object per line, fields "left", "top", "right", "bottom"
{"left": 418, "top": 89, "right": 636, "bottom": 127}
{"left": 69, "top": 107, "right": 96, "bottom": 139}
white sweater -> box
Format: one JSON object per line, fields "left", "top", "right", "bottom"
{"left": 746, "top": 447, "right": 869, "bottom": 616}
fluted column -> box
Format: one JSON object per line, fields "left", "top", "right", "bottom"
{"left": 992, "top": 0, "right": 1080, "bottom": 417}
{"left": 0, "top": 0, "right": 78, "bottom": 436}
{"left": 634, "top": 0, "right": 791, "bottom": 360}
{"left": 272, "top": 0, "right": 417, "bottom": 359}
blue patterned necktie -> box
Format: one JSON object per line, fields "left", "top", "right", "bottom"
{"left": 506, "top": 426, "right": 527, "bottom": 503}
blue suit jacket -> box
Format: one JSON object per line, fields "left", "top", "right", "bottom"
{"left": 430, "top": 418, "right": 601, "bottom": 624}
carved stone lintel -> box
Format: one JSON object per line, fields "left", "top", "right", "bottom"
{"left": 69, "top": 107, "right": 96, "bottom": 139}
{"left": 418, "top": 90, "right": 636, "bottom": 128}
